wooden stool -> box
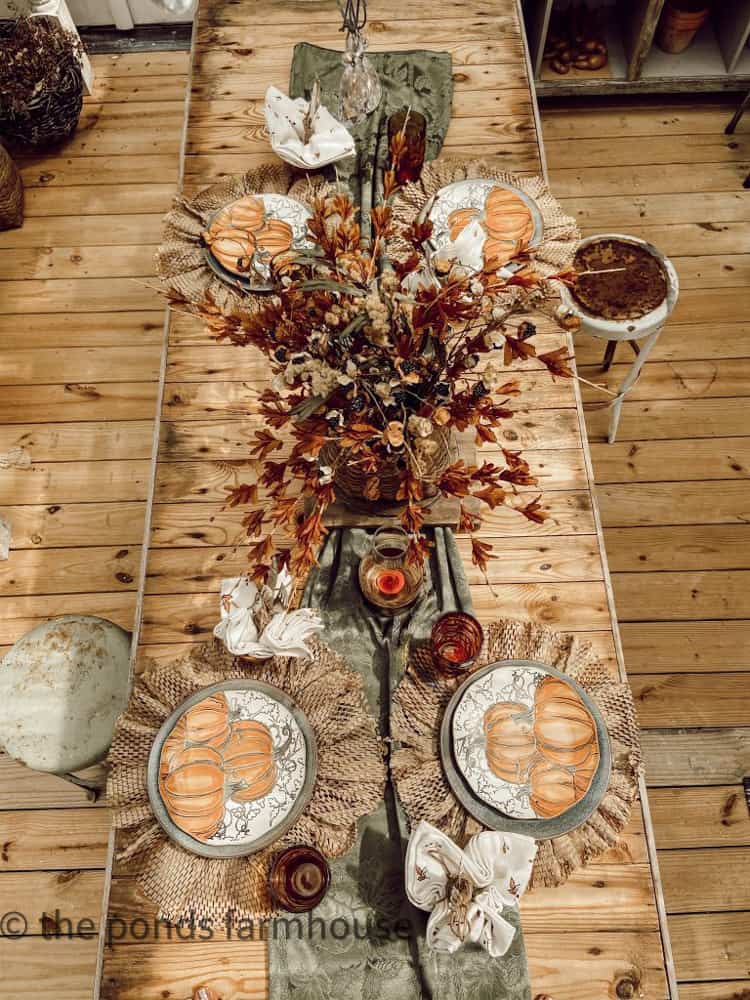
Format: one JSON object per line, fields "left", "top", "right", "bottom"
{"left": 557, "top": 234, "right": 679, "bottom": 444}
{"left": 0, "top": 615, "right": 132, "bottom": 800}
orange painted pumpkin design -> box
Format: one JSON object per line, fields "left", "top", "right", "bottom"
{"left": 483, "top": 701, "right": 536, "bottom": 784}
{"left": 160, "top": 744, "right": 226, "bottom": 840}
{"left": 533, "top": 676, "right": 597, "bottom": 768}
{"left": 447, "top": 186, "right": 534, "bottom": 270}
{"left": 223, "top": 719, "right": 277, "bottom": 802}
{"left": 183, "top": 692, "right": 230, "bottom": 750}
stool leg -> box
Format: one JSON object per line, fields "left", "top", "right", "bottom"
{"left": 59, "top": 771, "right": 102, "bottom": 802}
{"left": 725, "top": 91, "right": 750, "bottom": 134}
{"left": 602, "top": 340, "right": 617, "bottom": 372}
{"left": 608, "top": 326, "right": 662, "bottom": 444}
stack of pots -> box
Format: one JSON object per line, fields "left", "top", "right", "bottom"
{"left": 657, "top": 0, "right": 711, "bottom": 54}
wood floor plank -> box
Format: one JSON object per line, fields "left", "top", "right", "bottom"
{"left": 0, "top": 546, "right": 141, "bottom": 596}
{"left": 0, "top": 278, "right": 162, "bottom": 315}
{"left": 0, "top": 754, "right": 105, "bottom": 809}
{"left": 680, "top": 983, "right": 750, "bottom": 1000}
{"left": 0, "top": 421, "right": 154, "bottom": 461}
{"left": 660, "top": 848, "right": 750, "bottom": 914}
{"left": 585, "top": 398, "right": 750, "bottom": 442}
{"left": 597, "top": 481, "right": 750, "bottom": 527}
{"left": 565, "top": 192, "right": 750, "bottom": 229}
{"left": 0, "top": 938, "right": 97, "bottom": 1000}
{"left": 0, "top": 810, "right": 111, "bottom": 871}
{"left": 613, "top": 570, "right": 750, "bottom": 622}
{"left": 649, "top": 786, "right": 750, "bottom": 849}
{"left": 574, "top": 324, "right": 750, "bottom": 364}
{"left": 22, "top": 184, "right": 174, "bottom": 217}
{"left": 642, "top": 729, "right": 750, "bottom": 786}
{"left": 0, "top": 214, "right": 164, "bottom": 248}
{"left": 18, "top": 154, "right": 182, "bottom": 188}
{"left": 0, "top": 311, "right": 165, "bottom": 350}
{"left": 589, "top": 438, "right": 750, "bottom": 484}
{"left": 669, "top": 912, "right": 750, "bottom": 982}
{"left": 542, "top": 104, "right": 748, "bottom": 140}
{"left": 579, "top": 359, "right": 750, "bottom": 403}
{"left": 545, "top": 133, "right": 750, "bottom": 169}
{"left": 551, "top": 161, "right": 750, "bottom": 198}
{"left": 0, "top": 383, "right": 158, "bottom": 423}
{"left": 620, "top": 621, "right": 750, "bottom": 673}
{"left": 1, "top": 348, "right": 161, "bottom": 385}
{"left": 3, "top": 503, "right": 144, "bottom": 549}
{"left": 631, "top": 673, "right": 750, "bottom": 728}
{"left": 1, "top": 460, "right": 150, "bottom": 504}
{"left": 604, "top": 525, "right": 750, "bottom": 572}
{"left": 0, "top": 870, "right": 104, "bottom": 930}
{"left": 0, "top": 244, "right": 158, "bottom": 280}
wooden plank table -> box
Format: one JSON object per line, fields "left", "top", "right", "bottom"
{"left": 96, "top": 2, "right": 676, "bottom": 997}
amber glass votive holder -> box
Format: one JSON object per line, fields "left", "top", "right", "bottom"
{"left": 358, "top": 526, "right": 424, "bottom": 611}
{"left": 269, "top": 845, "right": 331, "bottom": 913}
{"left": 430, "top": 612, "right": 484, "bottom": 677}
{"left": 387, "top": 108, "right": 427, "bottom": 186}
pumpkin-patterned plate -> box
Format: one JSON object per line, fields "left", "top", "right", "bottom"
{"left": 440, "top": 660, "right": 611, "bottom": 839}
{"left": 202, "top": 193, "right": 312, "bottom": 292}
{"left": 147, "top": 680, "right": 317, "bottom": 858}
{"left": 424, "top": 179, "right": 544, "bottom": 275}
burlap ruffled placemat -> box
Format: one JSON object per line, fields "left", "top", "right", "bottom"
{"left": 389, "top": 159, "right": 579, "bottom": 278}
{"left": 107, "top": 637, "right": 386, "bottom": 925}
{"left": 391, "top": 619, "right": 642, "bottom": 889}
{"left": 156, "top": 163, "right": 337, "bottom": 318}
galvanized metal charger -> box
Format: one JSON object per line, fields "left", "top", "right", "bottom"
{"left": 439, "top": 660, "right": 612, "bottom": 839}
{"left": 148, "top": 679, "right": 318, "bottom": 859}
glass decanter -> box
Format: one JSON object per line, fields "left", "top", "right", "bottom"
{"left": 339, "top": 30, "right": 382, "bottom": 126}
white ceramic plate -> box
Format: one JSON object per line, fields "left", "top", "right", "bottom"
{"left": 203, "top": 192, "right": 312, "bottom": 292}
{"left": 424, "top": 178, "right": 544, "bottom": 275}
{"left": 148, "top": 680, "right": 317, "bottom": 858}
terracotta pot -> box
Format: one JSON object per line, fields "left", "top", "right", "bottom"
{"left": 657, "top": 1, "right": 710, "bottom": 54}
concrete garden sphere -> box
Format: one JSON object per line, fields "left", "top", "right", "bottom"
{"left": 0, "top": 615, "right": 132, "bottom": 774}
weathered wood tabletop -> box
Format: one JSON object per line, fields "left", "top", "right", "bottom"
{"left": 96, "top": 1, "right": 676, "bottom": 997}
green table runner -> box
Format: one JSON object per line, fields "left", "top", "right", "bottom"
{"left": 268, "top": 46, "right": 531, "bottom": 1000}
{"left": 289, "top": 42, "right": 453, "bottom": 238}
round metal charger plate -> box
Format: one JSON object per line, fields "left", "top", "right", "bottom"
{"left": 148, "top": 679, "right": 317, "bottom": 859}
{"left": 202, "top": 192, "right": 312, "bottom": 293}
{"left": 422, "top": 178, "right": 544, "bottom": 273}
{"left": 439, "top": 659, "right": 612, "bottom": 838}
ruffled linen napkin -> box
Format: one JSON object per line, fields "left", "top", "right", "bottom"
{"left": 405, "top": 821, "right": 537, "bottom": 959}
{"left": 264, "top": 84, "right": 355, "bottom": 170}
{"left": 213, "top": 573, "right": 323, "bottom": 659}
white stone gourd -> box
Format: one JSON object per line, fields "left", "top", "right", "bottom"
{"left": 0, "top": 615, "right": 131, "bottom": 773}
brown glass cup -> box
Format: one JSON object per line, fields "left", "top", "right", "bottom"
{"left": 387, "top": 108, "right": 427, "bottom": 185}
{"left": 268, "top": 845, "right": 331, "bottom": 913}
{"left": 430, "top": 612, "right": 484, "bottom": 677}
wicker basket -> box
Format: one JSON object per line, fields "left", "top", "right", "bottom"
{"left": 321, "top": 426, "right": 456, "bottom": 508}
{"left": 0, "top": 144, "right": 23, "bottom": 231}
{"left": 0, "top": 22, "right": 83, "bottom": 151}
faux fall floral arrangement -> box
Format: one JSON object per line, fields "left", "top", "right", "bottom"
{"left": 169, "top": 127, "right": 580, "bottom": 588}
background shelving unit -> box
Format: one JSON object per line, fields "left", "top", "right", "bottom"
{"left": 522, "top": 0, "right": 750, "bottom": 95}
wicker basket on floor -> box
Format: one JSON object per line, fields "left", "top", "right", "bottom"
{"left": 0, "top": 20, "right": 83, "bottom": 151}
{"left": 0, "top": 145, "right": 23, "bottom": 231}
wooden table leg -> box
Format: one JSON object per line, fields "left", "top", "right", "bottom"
{"left": 608, "top": 326, "right": 662, "bottom": 444}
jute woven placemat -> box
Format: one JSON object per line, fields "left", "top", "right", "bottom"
{"left": 156, "top": 163, "right": 337, "bottom": 318}
{"left": 389, "top": 159, "right": 579, "bottom": 278}
{"left": 106, "top": 638, "right": 386, "bottom": 925}
{"left": 391, "top": 619, "right": 642, "bottom": 889}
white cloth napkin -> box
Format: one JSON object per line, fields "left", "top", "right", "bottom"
{"left": 433, "top": 217, "right": 486, "bottom": 274}
{"left": 263, "top": 85, "right": 355, "bottom": 170}
{"left": 405, "top": 820, "right": 537, "bottom": 958}
{"left": 213, "top": 575, "right": 323, "bottom": 659}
